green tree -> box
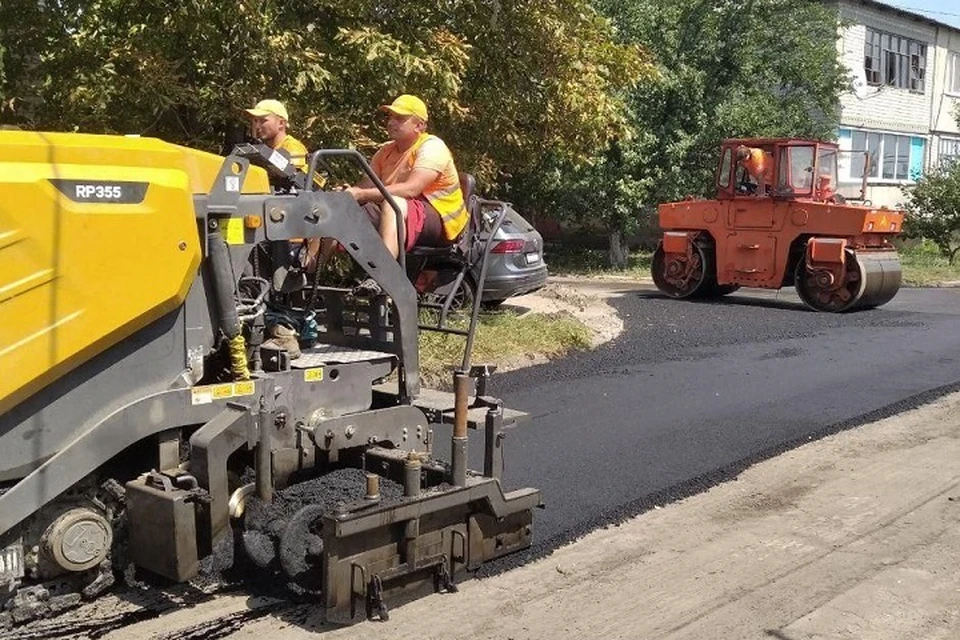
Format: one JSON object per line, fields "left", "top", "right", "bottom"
{"left": 514, "top": 0, "right": 848, "bottom": 267}
{"left": 902, "top": 162, "right": 960, "bottom": 264}
{"left": 0, "top": 0, "right": 649, "bottom": 184}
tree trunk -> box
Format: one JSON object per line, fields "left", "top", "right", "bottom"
{"left": 608, "top": 230, "right": 629, "bottom": 270}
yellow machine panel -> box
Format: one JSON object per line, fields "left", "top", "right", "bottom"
{"left": 0, "top": 131, "right": 270, "bottom": 414}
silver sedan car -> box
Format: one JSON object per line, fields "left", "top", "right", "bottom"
{"left": 473, "top": 205, "right": 548, "bottom": 306}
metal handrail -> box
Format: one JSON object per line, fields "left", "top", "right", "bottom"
{"left": 460, "top": 198, "right": 510, "bottom": 373}
{"left": 305, "top": 149, "right": 510, "bottom": 381}
{"left": 306, "top": 149, "right": 406, "bottom": 270}
{"left": 414, "top": 198, "right": 510, "bottom": 372}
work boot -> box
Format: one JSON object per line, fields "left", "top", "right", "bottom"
{"left": 262, "top": 324, "right": 301, "bottom": 359}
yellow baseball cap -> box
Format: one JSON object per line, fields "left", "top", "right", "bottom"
{"left": 244, "top": 99, "right": 290, "bottom": 123}
{"left": 379, "top": 94, "right": 428, "bottom": 121}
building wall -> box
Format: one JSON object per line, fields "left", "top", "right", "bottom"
{"left": 930, "top": 29, "right": 960, "bottom": 167}
{"left": 835, "top": 1, "right": 960, "bottom": 207}
{"left": 837, "top": 4, "right": 936, "bottom": 134}
{"left": 931, "top": 30, "right": 960, "bottom": 133}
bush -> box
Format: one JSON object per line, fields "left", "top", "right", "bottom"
{"left": 902, "top": 163, "right": 960, "bottom": 264}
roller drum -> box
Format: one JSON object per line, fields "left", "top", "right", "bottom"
{"left": 652, "top": 242, "right": 714, "bottom": 299}
{"left": 853, "top": 250, "right": 902, "bottom": 310}
{"left": 795, "top": 248, "right": 901, "bottom": 312}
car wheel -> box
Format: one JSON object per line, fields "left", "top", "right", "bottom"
{"left": 423, "top": 275, "right": 477, "bottom": 312}
{"left": 450, "top": 277, "right": 476, "bottom": 312}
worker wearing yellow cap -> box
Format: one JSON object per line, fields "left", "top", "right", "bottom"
{"left": 244, "top": 99, "right": 308, "bottom": 171}
{"left": 344, "top": 94, "right": 468, "bottom": 260}
{"left": 304, "top": 95, "right": 469, "bottom": 288}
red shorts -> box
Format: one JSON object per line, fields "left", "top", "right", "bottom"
{"left": 363, "top": 198, "right": 450, "bottom": 251}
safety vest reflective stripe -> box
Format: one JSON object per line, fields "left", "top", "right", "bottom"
{"left": 440, "top": 201, "right": 466, "bottom": 222}
{"left": 408, "top": 134, "right": 469, "bottom": 240}
{"left": 427, "top": 188, "right": 468, "bottom": 240}
{"left": 429, "top": 180, "right": 461, "bottom": 198}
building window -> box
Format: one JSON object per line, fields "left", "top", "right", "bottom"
{"left": 948, "top": 52, "right": 960, "bottom": 95}
{"left": 863, "top": 28, "right": 926, "bottom": 92}
{"left": 841, "top": 128, "right": 925, "bottom": 182}
{"left": 881, "top": 133, "right": 911, "bottom": 180}
{"left": 941, "top": 138, "right": 960, "bottom": 168}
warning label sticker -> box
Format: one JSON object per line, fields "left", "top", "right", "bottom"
{"left": 303, "top": 368, "right": 324, "bottom": 382}
{"left": 224, "top": 217, "right": 245, "bottom": 245}
{"left": 191, "top": 380, "right": 256, "bottom": 405}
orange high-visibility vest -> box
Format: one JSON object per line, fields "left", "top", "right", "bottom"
{"left": 742, "top": 148, "right": 769, "bottom": 181}
{"left": 408, "top": 134, "right": 469, "bottom": 240}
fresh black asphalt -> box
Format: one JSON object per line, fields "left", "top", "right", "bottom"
{"left": 477, "top": 286, "right": 960, "bottom": 572}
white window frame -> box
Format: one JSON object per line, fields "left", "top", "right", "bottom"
{"left": 840, "top": 128, "right": 923, "bottom": 185}
{"left": 947, "top": 52, "right": 960, "bottom": 96}
{"left": 940, "top": 137, "right": 960, "bottom": 168}
{"left": 863, "top": 27, "right": 927, "bottom": 93}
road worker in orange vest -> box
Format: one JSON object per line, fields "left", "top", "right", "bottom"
{"left": 306, "top": 95, "right": 469, "bottom": 293}
{"left": 736, "top": 145, "right": 772, "bottom": 195}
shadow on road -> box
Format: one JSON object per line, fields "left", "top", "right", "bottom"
{"left": 633, "top": 290, "right": 809, "bottom": 312}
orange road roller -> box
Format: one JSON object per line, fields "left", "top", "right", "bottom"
{"left": 653, "top": 138, "right": 903, "bottom": 312}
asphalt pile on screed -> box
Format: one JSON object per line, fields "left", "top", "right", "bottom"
{"left": 3, "top": 469, "right": 408, "bottom": 639}
{"left": 245, "top": 468, "right": 403, "bottom": 534}
{"left": 478, "top": 291, "right": 954, "bottom": 576}
{"left": 192, "top": 468, "right": 404, "bottom": 593}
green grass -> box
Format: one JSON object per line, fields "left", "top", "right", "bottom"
{"left": 545, "top": 244, "right": 654, "bottom": 279}
{"left": 418, "top": 309, "right": 591, "bottom": 389}
{"left": 899, "top": 240, "right": 960, "bottom": 287}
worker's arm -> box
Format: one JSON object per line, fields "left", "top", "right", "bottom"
{"left": 346, "top": 168, "right": 440, "bottom": 203}
{"left": 342, "top": 148, "right": 383, "bottom": 192}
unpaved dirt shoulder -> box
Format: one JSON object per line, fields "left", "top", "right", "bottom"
{"left": 501, "top": 276, "right": 649, "bottom": 349}
{"left": 461, "top": 276, "right": 640, "bottom": 376}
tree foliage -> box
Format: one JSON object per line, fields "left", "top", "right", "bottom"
{"left": 0, "top": 0, "right": 650, "bottom": 183}
{"left": 0, "top": 0, "right": 852, "bottom": 268}
{"left": 902, "top": 162, "right": 960, "bottom": 264}
{"left": 510, "top": 0, "right": 848, "bottom": 266}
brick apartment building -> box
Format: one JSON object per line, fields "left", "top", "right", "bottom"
{"left": 835, "top": 0, "right": 960, "bottom": 207}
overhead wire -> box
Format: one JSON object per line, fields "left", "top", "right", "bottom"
{"left": 887, "top": 4, "right": 960, "bottom": 20}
